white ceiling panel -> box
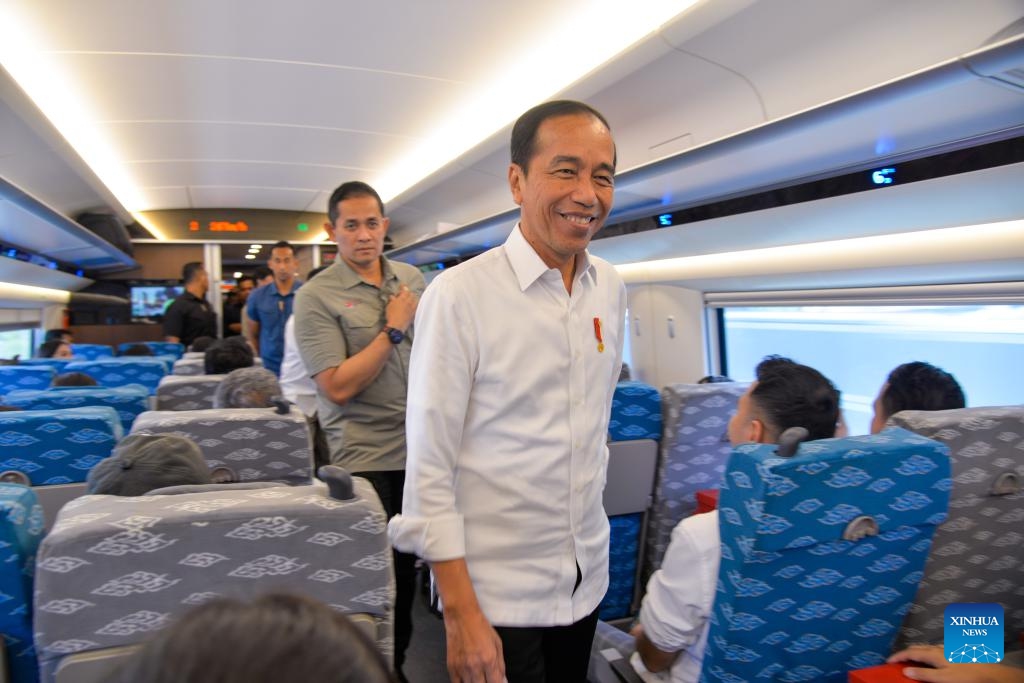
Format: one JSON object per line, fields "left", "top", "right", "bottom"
{"left": 186, "top": 186, "right": 320, "bottom": 211}
{"left": 127, "top": 159, "right": 360, "bottom": 196}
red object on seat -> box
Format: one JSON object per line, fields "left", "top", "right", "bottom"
{"left": 848, "top": 663, "right": 916, "bottom": 682}
{"left": 695, "top": 489, "right": 719, "bottom": 514}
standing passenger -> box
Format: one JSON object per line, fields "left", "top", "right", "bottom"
{"left": 293, "top": 182, "right": 423, "bottom": 681}
{"left": 163, "top": 262, "right": 217, "bottom": 347}
{"left": 389, "top": 100, "right": 626, "bottom": 683}
{"left": 246, "top": 241, "right": 301, "bottom": 375}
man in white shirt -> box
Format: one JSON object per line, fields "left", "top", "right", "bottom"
{"left": 632, "top": 356, "right": 840, "bottom": 682}
{"left": 389, "top": 100, "right": 625, "bottom": 683}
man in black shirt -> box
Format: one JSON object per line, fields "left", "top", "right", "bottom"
{"left": 164, "top": 262, "right": 217, "bottom": 346}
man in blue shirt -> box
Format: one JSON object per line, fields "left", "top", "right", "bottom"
{"left": 245, "top": 240, "right": 301, "bottom": 375}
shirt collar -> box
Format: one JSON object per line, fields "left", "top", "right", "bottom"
{"left": 333, "top": 256, "right": 397, "bottom": 290}
{"left": 503, "top": 223, "right": 597, "bottom": 292}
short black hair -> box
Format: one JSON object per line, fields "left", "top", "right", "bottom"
{"left": 44, "top": 328, "right": 72, "bottom": 343}
{"left": 204, "top": 338, "right": 255, "bottom": 375}
{"left": 53, "top": 372, "right": 98, "bottom": 387}
{"left": 108, "top": 593, "right": 396, "bottom": 683}
{"left": 189, "top": 336, "right": 217, "bottom": 353}
{"left": 236, "top": 276, "right": 255, "bottom": 288}
{"left": 881, "top": 362, "right": 965, "bottom": 419}
{"left": 183, "top": 262, "right": 204, "bottom": 284}
{"left": 327, "top": 182, "right": 385, "bottom": 224}
{"left": 510, "top": 100, "right": 615, "bottom": 173}
{"left": 306, "top": 265, "right": 329, "bottom": 281}
{"left": 270, "top": 240, "right": 295, "bottom": 256}
{"left": 120, "top": 343, "right": 154, "bottom": 357}
{"left": 36, "top": 340, "right": 68, "bottom": 359}
{"left": 253, "top": 266, "right": 273, "bottom": 282}
{"left": 750, "top": 355, "right": 840, "bottom": 442}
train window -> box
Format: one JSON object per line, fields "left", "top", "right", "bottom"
{"left": 720, "top": 304, "right": 1024, "bottom": 436}
{"left": 0, "top": 329, "right": 33, "bottom": 360}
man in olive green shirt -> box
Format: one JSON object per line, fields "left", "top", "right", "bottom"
{"left": 293, "top": 181, "right": 423, "bottom": 679}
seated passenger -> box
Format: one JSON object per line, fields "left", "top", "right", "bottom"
{"left": 889, "top": 645, "right": 1024, "bottom": 683}
{"left": 120, "top": 343, "right": 155, "bottom": 356}
{"left": 204, "top": 337, "right": 255, "bottom": 375}
{"left": 52, "top": 372, "right": 98, "bottom": 387}
{"left": 189, "top": 335, "right": 216, "bottom": 353}
{"left": 109, "top": 593, "right": 395, "bottom": 683}
{"left": 87, "top": 433, "right": 212, "bottom": 496}
{"left": 632, "top": 355, "right": 839, "bottom": 682}
{"left": 37, "top": 340, "right": 73, "bottom": 359}
{"left": 870, "top": 361, "right": 966, "bottom": 433}
{"left": 213, "top": 367, "right": 282, "bottom": 409}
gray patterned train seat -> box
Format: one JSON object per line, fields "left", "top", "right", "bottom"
{"left": 155, "top": 375, "right": 225, "bottom": 411}
{"left": 171, "top": 358, "right": 204, "bottom": 376}
{"left": 3, "top": 385, "right": 150, "bottom": 432}
{"left": 181, "top": 351, "right": 205, "bottom": 360}
{"left": 890, "top": 406, "right": 1024, "bottom": 652}
{"left": 33, "top": 474, "right": 395, "bottom": 683}
{"left": 0, "top": 407, "right": 122, "bottom": 528}
{"left": 130, "top": 407, "right": 313, "bottom": 485}
{"left": 642, "top": 382, "right": 747, "bottom": 585}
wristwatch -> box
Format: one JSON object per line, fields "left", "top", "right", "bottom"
{"left": 382, "top": 326, "right": 405, "bottom": 344}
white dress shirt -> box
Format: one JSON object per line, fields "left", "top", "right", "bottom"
{"left": 389, "top": 224, "right": 626, "bottom": 627}
{"left": 638, "top": 511, "right": 721, "bottom": 683}
{"left": 279, "top": 315, "right": 317, "bottom": 417}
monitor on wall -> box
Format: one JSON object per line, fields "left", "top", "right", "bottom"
{"left": 130, "top": 284, "right": 183, "bottom": 319}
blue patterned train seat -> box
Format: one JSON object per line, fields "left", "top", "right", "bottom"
{"left": 701, "top": 428, "right": 951, "bottom": 683}
{"left": 0, "top": 484, "right": 45, "bottom": 683}
{"left": 0, "top": 365, "right": 55, "bottom": 395}
{"left": 68, "top": 344, "right": 114, "bottom": 360}
{"left": 118, "top": 341, "right": 185, "bottom": 359}
{"left": 2, "top": 385, "right": 151, "bottom": 432}
{"left": 63, "top": 359, "right": 168, "bottom": 394}
{"left": 601, "top": 512, "right": 643, "bottom": 620}
{"left": 609, "top": 381, "right": 663, "bottom": 442}
{"left": 34, "top": 474, "right": 394, "bottom": 682}
{"left": 18, "top": 358, "right": 71, "bottom": 373}
{"left": 0, "top": 407, "right": 123, "bottom": 486}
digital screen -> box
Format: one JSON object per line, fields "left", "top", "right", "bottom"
{"left": 131, "top": 285, "right": 183, "bottom": 318}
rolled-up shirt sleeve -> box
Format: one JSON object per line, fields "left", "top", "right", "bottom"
{"left": 638, "top": 512, "right": 720, "bottom": 657}
{"left": 388, "top": 274, "right": 477, "bottom": 561}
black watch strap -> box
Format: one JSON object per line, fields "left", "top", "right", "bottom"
{"left": 382, "top": 326, "right": 405, "bottom": 344}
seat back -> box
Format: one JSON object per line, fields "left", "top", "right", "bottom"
{"left": 3, "top": 385, "right": 150, "bottom": 432}
{"left": 171, "top": 357, "right": 204, "bottom": 376}
{"left": 64, "top": 360, "right": 168, "bottom": 394}
{"left": 889, "top": 406, "right": 1024, "bottom": 651}
{"left": 701, "top": 429, "right": 951, "bottom": 682}
{"left": 0, "top": 484, "right": 45, "bottom": 683}
{"left": 19, "top": 359, "right": 71, "bottom": 373}
{"left": 0, "top": 407, "right": 122, "bottom": 486}
{"left": 181, "top": 351, "right": 205, "bottom": 360}
{"left": 643, "top": 382, "right": 747, "bottom": 585}
{"left": 131, "top": 407, "right": 313, "bottom": 485}
{"left": 155, "top": 375, "right": 224, "bottom": 411}
{"left": 34, "top": 476, "right": 395, "bottom": 682}
{"left": 0, "top": 365, "right": 55, "bottom": 395}
{"left": 68, "top": 345, "right": 114, "bottom": 360}
{"left": 601, "top": 381, "right": 661, "bottom": 620}
{"left": 118, "top": 342, "right": 184, "bottom": 360}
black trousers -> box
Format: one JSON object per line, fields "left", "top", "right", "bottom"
{"left": 494, "top": 606, "right": 600, "bottom": 683}
{"left": 353, "top": 469, "right": 417, "bottom": 671}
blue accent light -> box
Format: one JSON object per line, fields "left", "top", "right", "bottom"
{"left": 47, "top": 262, "right": 58, "bottom": 269}
{"left": 658, "top": 214, "right": 673, "bottom": 227}
{"left": 5, "top": 249, "right": 15, "bottom": 258}
{"left": 871, "top": 167, "right": 896, "bottom": 185}
{"left": 75, "top": 269, "right": 85, "bottom": 277}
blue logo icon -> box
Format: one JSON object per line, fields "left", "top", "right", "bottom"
{"left": 871, "top": 167, "right": 896, "bottom": 185}
{"left": 944, "top": 603, "right": 1003, "bottom": 663}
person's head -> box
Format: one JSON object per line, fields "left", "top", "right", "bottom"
{"left": 728, "top": 355, "right": 840, "bottom": 446}
{"left": 37, "top": 340, "right": 73, "bottom": 359}
{"left": 326, "top": 182, "right": 388, "bottom": 272}
{"left": 183, "top": 262, "right": 209, "bottom": 295}
{"left": 306, "top": 265, "right": 329, "bottom": 282}
{"left": 120, "top": 343, "right": 154, "bottom": 357}
{"left": 86, "top": 433, "right": 212, "bottom": 496}
{"left": 235, "top": 276, "right": 256, "bottom": 303}
{"left": 204, "top": 338, "right": 255, "bottom": 375}
{"left": 508, "top": 100, "right": 616, "bottom": 270}
{"left": 267, "top": 241, "right": 297, "bottom": 286}
{"left": 44, "top": 328, "right": 73, "bottom": 344}
{"left": 53, "top": 372, "right": 98, "bottom": 387}
{"left": 109, "top": 593, "right": 396, "bottom": 683}
{"left": 253, "top": 266, "right": 273, "bottom": 287}
{"left": 870, "top": 361, "right": 966, "bottom": 434}
{"left": 189, "top": 336, "right": 217, "bottom": 353}
{"left": 214, "top": 367, "right": 281, "bottom": 409}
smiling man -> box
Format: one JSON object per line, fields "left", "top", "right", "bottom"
{"left": 389, "top": 100, "right": 626, "bottom": 683}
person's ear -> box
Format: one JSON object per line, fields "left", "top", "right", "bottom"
{"left": 750, "top": 419, "right": 765, "bottom": 444}
{"left": 323, "top": 221, "right": 336, "bottom": 241}
{"left": 508, "top": 163, "right": 525, "bottom": 205}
